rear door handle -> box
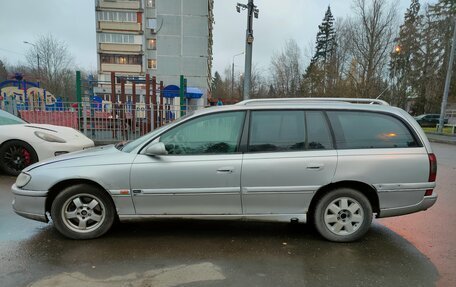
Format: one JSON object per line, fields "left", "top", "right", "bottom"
{"left": 217, "top": 167, "right": 234, "bottom": 174}
{"left": 307, "top": 163, "right": 324, "bottom": 170}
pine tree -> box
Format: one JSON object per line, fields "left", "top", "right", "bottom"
{"left": 312, "top": 6, "right": 337, "bottom": 65}
{"left": 411, "top": 0, "right": 455, "bottom": 114}
{"left": 211, "top": 71, "right": 226, "bottom": 100}
{"left": 428, "top": 0, "right": 456, "bottom": 108}
{"left": 303, "top": 6, "right": 337, "bottom": 96}
{"left": 390, "top": 0, "right": 421, "bottom": 109}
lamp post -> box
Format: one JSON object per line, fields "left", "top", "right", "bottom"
{"left": 438, "top": 16, "right": 456, "bottom": 133}
{"left": 23, "top": 41, "right": 40, "bottom": 81}
{"left": 232, "top": 52, "right": 244, "bottom": 98}
{"left": 236, "top": 0, "right": 259, "bottom": 101}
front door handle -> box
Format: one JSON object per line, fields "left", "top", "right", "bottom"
{"left": 217, "top": 167, "right": 234, "bottom": 174}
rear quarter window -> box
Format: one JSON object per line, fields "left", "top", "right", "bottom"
{"left": 327, "top": 111, "right": 419, "bottom": 149}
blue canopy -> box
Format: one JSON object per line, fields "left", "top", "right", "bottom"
{"left": 162, "top": 85, "right": 180, "bottom": 98}
{"left": 162, "top": 85, "right": 203, "bottom": 99}
{"left": 186, "top": 87, "right": 204, "bottom": 99}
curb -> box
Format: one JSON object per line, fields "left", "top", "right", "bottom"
{"left": 427, "top": 138, "right": 456, "bottom": 145}
{"left": 425, "top": 132, "right": 456, "bottom": 145}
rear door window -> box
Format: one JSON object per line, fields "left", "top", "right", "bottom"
{"left": 249, "top": 110, "right": 305, "bottom": 152}
{"left": 306, "top": 111, "right": 333, "bottom": 150}
{"left": 248, "top": 110, "right": 333, "bottom": 152}
{"left": 327, "top": 111, "right": 419, "bottom": 149}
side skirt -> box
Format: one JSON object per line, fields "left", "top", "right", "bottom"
{"left": 118, "top": 214, "right": 307, "bottom": 223}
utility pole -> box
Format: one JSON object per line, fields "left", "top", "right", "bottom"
{"left": 438, "top": 17, "right": 456, "bottom": 133}
{"left": 237, "top": 1, "right": 259, "bottom": 101}
{"left": 232, "top": 52, "right": 244, "bottom": 98}
{"left": 23, "top": 41, "right": 40, "bottom": 82}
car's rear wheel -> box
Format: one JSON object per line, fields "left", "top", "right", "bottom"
{"left": 314, "top": 188, "right": 372, "bottom": 242}
{"left": 0, "top": 140, "right": 38, "bottom": 176}
{"left": 51, "top": 184, "right": 115, "bottom": 239}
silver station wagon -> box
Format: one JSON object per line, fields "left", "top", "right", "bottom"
{"left": 11, "top": 98, "right": 437, "bottom": 242}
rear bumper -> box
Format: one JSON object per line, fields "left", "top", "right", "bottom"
{"left": 11, "top": 184, "right": 48, "bottom": 223}
{"left": 378, "top": 194, "right": 437, "bottom": 218}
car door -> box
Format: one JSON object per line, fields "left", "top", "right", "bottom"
{"left": 130, "top": 111, "right": 246, "bottom": 215}
{"left": 241, "top": 110, "right": 337, "bottom": 215}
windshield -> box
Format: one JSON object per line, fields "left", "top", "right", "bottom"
{"left": 0, "top": 111, "right": 27, "bottom": 125}
{"left": 121, "top": 112, "right": 194, "bottom": 153}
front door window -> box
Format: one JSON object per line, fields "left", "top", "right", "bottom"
{"left": 160, "top": 111, "right": 245, "bottom": 155}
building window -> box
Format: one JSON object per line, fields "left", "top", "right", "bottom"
{"left": 98, "top": 11, "right": 137, "bottom": 23}
{"left": 101, "top": 54, "right": 142, "bottom": 65}
{"left": 146, "top": 0, "right": 155, "bottom": 8}
{"left": 148, "top": 59, "right": 157, "bottom": 69}
{"left": 148, "top": 39, "right": 156, "bottom": 50}
{"left": 147, "top": 18, "right": 157, "bottom": 30}
{"left": 99, "top": 33, "right": 135, "bottom": 44}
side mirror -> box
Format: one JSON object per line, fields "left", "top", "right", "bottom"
{"left": 145, "top": 142, "right": 168, "bottom": 156}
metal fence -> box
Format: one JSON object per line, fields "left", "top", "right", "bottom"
{"left": 446, "top": 109, "right": 456, "bottom": 124}
{"left": 2, "top": 101, "right": 203, "bottom": 143}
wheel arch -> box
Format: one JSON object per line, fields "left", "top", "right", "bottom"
{"left": 308, "top": 180, "right": 380, "bottom": 218}
{"left": 45, "top": 178, "right": 116, "bottom": 215}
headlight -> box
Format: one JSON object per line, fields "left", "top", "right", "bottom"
{"left": 16, "top": 172, "right": 31, "bottom": 188}
{"left": 34, "top": 131, "right": 66, "bottom": 143}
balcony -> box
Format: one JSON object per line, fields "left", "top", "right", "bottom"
{"left": 97, "top": 0, "right": 141, "bottom": 10}
{"left": 99, "top": 43, "right": 143, "bottom": 53}
{"left": 99, "top": 21, "right": 142, "bottom": 32}
{"left": 101, "top": 63, "right": 142, "bottom": 73}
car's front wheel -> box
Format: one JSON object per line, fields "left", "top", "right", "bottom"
{"left": 51, "top": 184, "right": 115, "bottom": 239}
{"left": 314, "top": 188, "right": 373, "bottom": 242}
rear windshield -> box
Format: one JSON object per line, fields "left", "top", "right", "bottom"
{"left": 327, "top": 111, "right": 419, "bottom": 149}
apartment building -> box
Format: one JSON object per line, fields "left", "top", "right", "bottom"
{"left": 95, "top": 0, "right": 214, "bottom": 104}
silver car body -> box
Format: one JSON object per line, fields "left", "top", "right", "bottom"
{"left": 11, "top": 100, "right": 437, "bottom": 224}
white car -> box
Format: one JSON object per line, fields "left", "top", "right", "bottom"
{"left": 0, "top": 110, "right": 94, "bottom": 176}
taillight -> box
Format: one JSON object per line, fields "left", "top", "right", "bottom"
{"left": 428, "top": 153, "right": 437, "bottom": 182}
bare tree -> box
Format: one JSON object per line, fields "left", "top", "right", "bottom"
{"left": 25, "top": 34, "right": 75, "bottom": 101}
{"left": 347, "top": 0, "right": 397, "bottom": 98}
{"left": 270, "top": 39, "right": 303, "bottom": 97}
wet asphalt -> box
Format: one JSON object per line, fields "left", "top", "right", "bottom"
{"left": 1, "top": 143, "right": 454, "bottom": 287}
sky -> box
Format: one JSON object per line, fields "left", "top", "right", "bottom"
{"left": 0, "top": 0, "right": 424, "bottom": 78}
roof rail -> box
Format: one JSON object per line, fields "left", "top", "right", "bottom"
{"left": 236, "top": 98, "right": 390, "bottom": 106}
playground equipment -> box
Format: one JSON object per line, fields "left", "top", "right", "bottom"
{"left": 0, "top": 72, "right": 206, "bottom": 142}
{"left": 0, "top": 74, "right": 59, "bottom": 112}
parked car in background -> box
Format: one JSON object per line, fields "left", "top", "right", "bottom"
{"left": 0, "top": 110, "right": 94, "bottom": 176}
{"left": 414, "top": 114, "right": 448, "bottom": 127}
{"left": 11, "top": 98, "right": 437, "bottom": 242}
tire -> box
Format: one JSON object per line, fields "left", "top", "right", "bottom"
{"left": 0, "top": 140, "right": 38, "bottom": 176}
{"left": 314, "top": 188, "right": 373, "bottom": 242}
{"left": 51, "top": 184, "right": 116, "bottom": 239}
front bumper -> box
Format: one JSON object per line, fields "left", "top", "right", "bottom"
{"left": 378, "top": 193, "right": 438, "bottom": 218}
{"left": 11, "top": 184, "right": 48, "bottom": 223}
